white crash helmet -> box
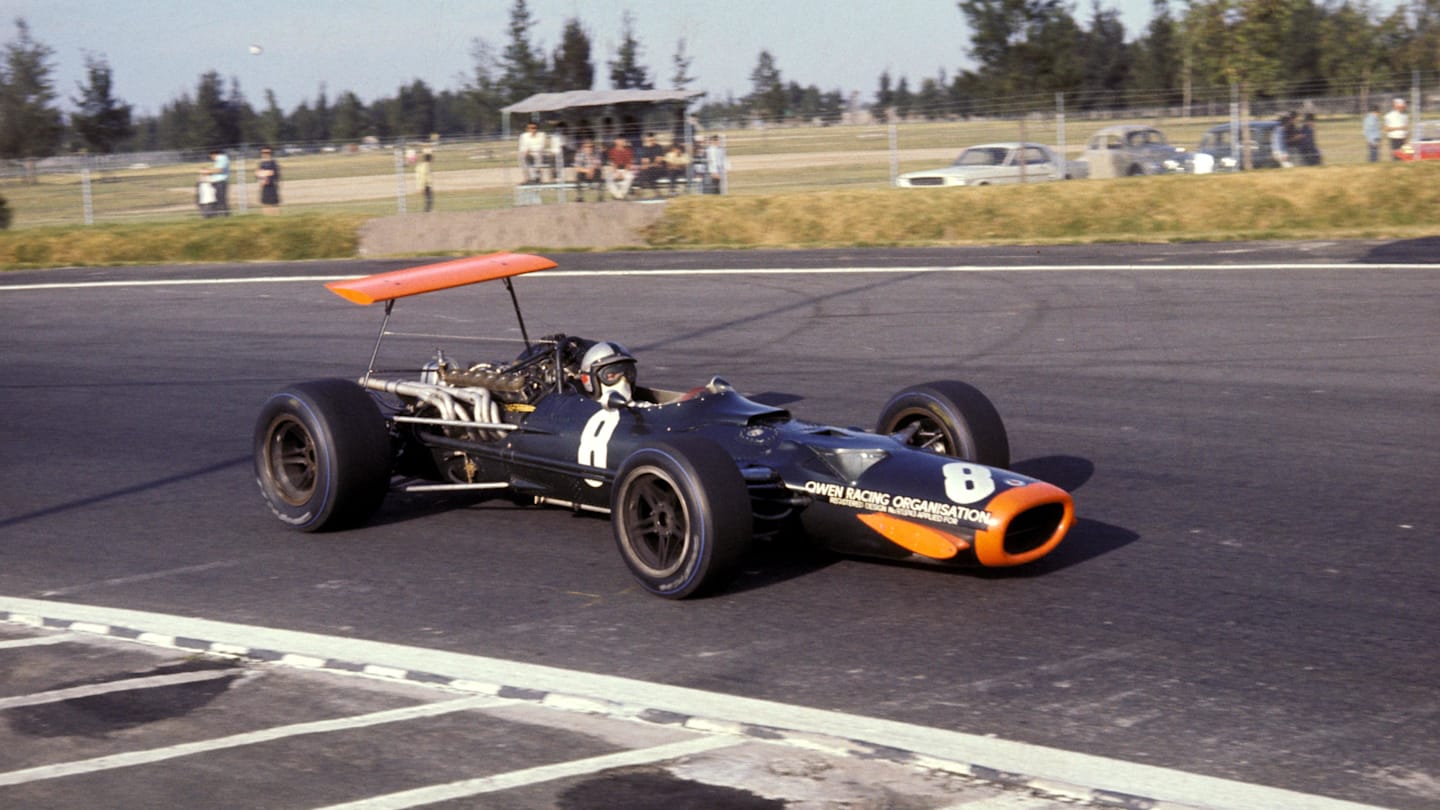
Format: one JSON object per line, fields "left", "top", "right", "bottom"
{"left": 578, "top": 341, "right": 636, "bottom": 403}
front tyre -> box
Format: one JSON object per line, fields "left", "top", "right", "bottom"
{"left": 254, "top": 379, "right": 391, "bottom": 532}
{"left": 876, "top": 380, "right": 1010, "bottom": 468}
{"left": 611, "top": 437, "right": 751, "bottom": 599}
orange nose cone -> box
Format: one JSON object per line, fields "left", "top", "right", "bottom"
{"left": 972, "top": 482, "right": 1074, "bottom": 566}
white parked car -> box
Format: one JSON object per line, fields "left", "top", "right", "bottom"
{"left": 895, "top": 142, "right": 1079, "bottom": 187}
{"left": 1082, "top": 125, "right": 1188, "bottom": 178}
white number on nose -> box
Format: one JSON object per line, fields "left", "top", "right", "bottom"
{"left": 942, "top": 462, "right": 995, "bottom": 504}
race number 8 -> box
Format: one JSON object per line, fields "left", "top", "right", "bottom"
{"left": 943, "top": 462, "right": 995, "bottom": 504}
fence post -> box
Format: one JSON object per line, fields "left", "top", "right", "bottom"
{"left": 1056, "top": 92, "right": 1067, "bottom": 179}
{"left": 887, "top": 122, "right": 898, "bottom": 187}
{"left": 395, "top": 141, "right": 408, "bottom": 214}
{"left": 80, "top": 163, "right": 94, "bottom": 226}
{"left": 1230, "top": 84, "right": 1243, "bottom": 171}
{"left": 1413, "top": 70, "right": 1421, "bottom": 138}
{"left": 236, "top": 148, "right": 248, "bottom": 215}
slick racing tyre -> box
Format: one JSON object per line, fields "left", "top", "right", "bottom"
{"left": 254, "top": 379, "right": 391, "bottom": 532}
{"left": 611, "top": 437, "right": 752, "bottom": 599}
{"left": 876, "top": 380, "right": 1010, "bottom": 468}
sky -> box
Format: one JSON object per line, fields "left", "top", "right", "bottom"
{"left": 6, "top": 0, "right": 1396, "bottom": 116}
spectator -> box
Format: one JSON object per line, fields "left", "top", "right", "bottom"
{"left": 573, "top": 140, "right": 602, "bottom": 201}
{"left": 1272, "top": 113, "right": 1294, "bottom": 168}
{"left": 661, "top": 142, "right": 691, "bottom": 195}
{"left": 416, "top": 151, "right": 434, "bottom": 212}
{"left": 606, "top": 137, "right": 636, "bottom": 200}
{"left": 634, "top": 132, "right": 666, "bottom": 197}
{"left": 196, "top": 175, "right": 217, "bottom": 217}
{"left": 1362, "top": 105, "right": 1382, "bottom": 163}
{"left": 1296, "top": 113, "right": 1322, "bottom": 166}
{"left": 703, "top": 135, "right": 726, "bottom": 193}
{"left": 518, "top": 121, "right": 547, "bottom": 183}
{"left": 255, "top": 146, "right": 281, "bottom": 214}
{"left": 1383, "top": 97, "right": 1409, "bottom": 160}
{"left": 548, "top": 122, "right": 568, "bottom": 182}
{"left": 200, "top": 148, "right": 231, "bottom": 215}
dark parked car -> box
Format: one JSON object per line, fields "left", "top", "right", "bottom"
{"left": 1188, "top": 122, "right": 1282, "bottom": 173}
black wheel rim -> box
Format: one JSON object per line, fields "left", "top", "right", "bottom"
{"left": 620, "top": 470, "right": 691, "bottom": 578}
{"left": 266, "top": 415, "right": 318, "bottom": 506}
{"left": 893, "top": 409, "right": 954, "bottom": 455}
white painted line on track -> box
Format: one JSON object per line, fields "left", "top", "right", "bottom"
{"left": 39, "top": 560, "right": 245, "bottom": 597}
{"left": 0, "top": 596, "right": 1381, "bottom": 810}
{"left": 938, "top": 794, "right": 1065, "bottom": 810}
{"left": 2, "top": 263, "right": 1439, "bottom": 293}
{"left": 0, "top": 275, "right": 347, "bottom": 292}
{"left": 0, "top": 668, "right": 243, "bottom": 711}
{"left": 0, "top": 632, "right": 77, "bottom": 649}
{"left": 316, "top": 735, "right": 743, "bottom": 810}
{"left": 0, "top": 694, "right": 508, "bottom": 787}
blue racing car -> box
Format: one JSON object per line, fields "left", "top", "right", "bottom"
{"left": 254, "top": 253, "right": 1074, "bottom": 598}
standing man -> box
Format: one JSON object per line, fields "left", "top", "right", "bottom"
{"left": 1272, "top": 113, "right": 1295, "bottom": 168}
{"left": 255, "top": 146, "right": 281, "bottom": 214}
{"left": 415, "top": 151, "right": 434, "bottom": 212}
{"left": 1362, "top": 105, "right": 1382, "bottom": 163}
{"left": 1383, "top": 98, "right": 1409, "bottom": 160}
{"left": 517, "top": 121, "right": 547, "bottom": 184}
{"left": 703, "top": 135, "right": 726, "bottom": 194}
{"left": 202, "top": 148, "right": 231, "bottom": 215}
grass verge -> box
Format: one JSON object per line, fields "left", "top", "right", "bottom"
{"left": 646, "top": 161, "right": 1440, "bottom": 247}
{"left": 4, "top": 162, "right": 1440, "bottom": 270}
{"left": 0, "top": 213, "right": 367, "bottom": 269}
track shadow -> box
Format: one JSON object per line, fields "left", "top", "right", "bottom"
{"left": 0, "top": 457, "right": 251, "bottom": 531}
{"left": 1010, "top": 454, "right": 1095, "bottom": 493}
{"left": 972, "top": 516, "right": 1140, "bottom": 577}
{"left": 721, "top": 533, "right": 843, "bottom": 596}
{"left": 1360, "top": 236, "right": 1440, "bottom": 263}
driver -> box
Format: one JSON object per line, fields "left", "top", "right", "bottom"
{"left": 577, "top": 341, "right": 637, "bottom": 404}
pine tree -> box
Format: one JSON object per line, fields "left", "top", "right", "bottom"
{"left": 0, "top": 19, "right": 64, "bottom": 165}
{"left": 747, "top": 50, "right": 784, "bottom": 120}
{"left": 70, "top": 54, "right": 134, "bottom": 153}
{"left": 552, "top": 18, "right": 594, "bottom": 91}
{"left": 608, "top": 11, "right": 652, "bottom": 89}
{"left": 500, "top": 0, "right": 547, "bottom": 104}
{"left": 671, "top": 37, "right": 696, "bottom": 90}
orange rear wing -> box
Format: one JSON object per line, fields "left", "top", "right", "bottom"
{"left": 326, "top": 252, "right": 557, "bottom": 305}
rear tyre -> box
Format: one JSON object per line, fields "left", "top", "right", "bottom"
{"left": 611, "top": 437, "right": 751, "bottom": 599}
{"left": 254, "top": 379, "right": 391, "bottom": 531}
{"left": 876, "top": 380, "right": 1010, "bottom": 468}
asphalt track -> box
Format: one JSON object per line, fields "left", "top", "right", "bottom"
{"left": 2, "top": 241, "right": 1438, "bottom": 808}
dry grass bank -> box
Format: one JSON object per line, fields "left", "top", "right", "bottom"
{"left": 0, "top": 213, "right": 366, "bottom": 269}
{"left": 645, "top": 162, "right": 1440, "bottom": 247}
{"left": 4, "top": 162, "right": 1440, "bottom": 270}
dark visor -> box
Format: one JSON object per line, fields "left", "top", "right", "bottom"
{"left": 597, "top": 362, "right": 635, "bottom": 386}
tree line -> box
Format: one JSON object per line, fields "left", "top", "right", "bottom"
{"left": 2, "top": 0, "right": 1438, "bottom": 161}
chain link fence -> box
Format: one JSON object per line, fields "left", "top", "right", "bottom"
{"left": 1, "top": 84, "right": 1429, "bottom": 230}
